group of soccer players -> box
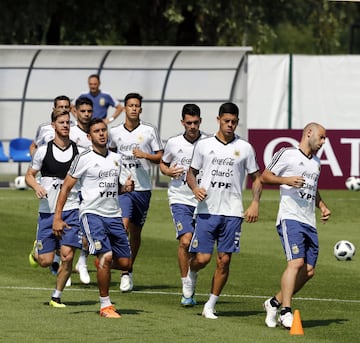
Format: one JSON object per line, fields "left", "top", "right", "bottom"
{"left": 26, "top": 75, "right": 331, "bottom": 326}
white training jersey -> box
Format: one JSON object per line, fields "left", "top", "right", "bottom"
{"left": 162, "top": 132, "right": 207, "bottom": 206}
{"left": 34, "top": 122, "right": 54, "bottom": 147}
{"left": 190, "top": 135, "right": 259, "bottom": 217}
{"left": 266, "top": 147, "right": 321, "bottom": 228}
{"left": 70, "top": 125, "right": 91, "bottom": 148}
{"left": 109, "top": 121, "right": 163, "bottom": 191}
{"left": 30, "top": 142, "right": 80, "bottom": 213}
{"left": 34, "top": 120, "right": 76, "bottom": 147}
{"left": 68, "top": 147, "right": 122, "bottom": 218}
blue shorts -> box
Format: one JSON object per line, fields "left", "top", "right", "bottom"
{"left": 80, "top": 213, "right": 131, "bottom": 258}
{"left": 170, "top": 203, "right": 196, "bottom": 239}
{"left": 277, "top": 219, "right": 319, "bottom": 267}
{"left": 36, "top": 210, "right": 82, "bottom": 255}
{"left": 119, "top": 191, "right": 151, "bottom": 227}
{"left": 189, "top": 214, "right": 242, "bottom": 254}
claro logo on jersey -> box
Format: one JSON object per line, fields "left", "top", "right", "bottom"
{"left": 98, "top": 168, "right": 119, "bottom": 198}
{"left": 121, "top": 153, "right": 141, "bottom": 169}
{"left": 209, "top": 156, "right": 233, "bottom": 189}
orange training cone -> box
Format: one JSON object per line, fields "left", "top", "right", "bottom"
{"left": 290, "top": 309, "right": 304, "bottom": 335}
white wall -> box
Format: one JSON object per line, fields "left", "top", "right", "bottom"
{"left": 248, "top": 54, "right": 360, "bottom": 130}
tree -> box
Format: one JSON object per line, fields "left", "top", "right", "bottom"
{"left": 0, "top": 0, "right": 358, "bottom": 54}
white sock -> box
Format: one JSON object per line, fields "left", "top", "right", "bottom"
{"left": 206, "top": 294, "right": 219, "bottom": 309}
{"left": 189, "top": 270, "right": 197, "bottom": 280}
{"left": 78, "top": 251, "right": 87, "bottom": 265}
{"left": 100, "top": 296, "right": 112, "bottom": 309}
{"left": 181, "top": 277, "right": 187, "bottom": 285}
{"left": 52, "top": 289, "right": 62, "bottom": 299}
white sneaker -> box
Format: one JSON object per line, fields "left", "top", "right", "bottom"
{"left": 65, "top": 277, "right": 72, "bottom": 287}
{"left": 263, "top": 298, "right": 278, "bottom": 328}
{"left": 202, "top": 306, "right": 218, "bottom": 319}
{"left": 120, "top": 273, "right": 133, "bottom": 292}
{"left": 278, "top": 312, "right": 293, "bottom": 329}
{"left": 75, "top": 262, "right": 90, "bottom": 284}
{"left": 182, "top": 270, "right": 197, "bottom": 299}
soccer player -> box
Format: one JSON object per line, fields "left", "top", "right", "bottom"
{"left": 262, "top": 122, "right": 331, "bottom": 329}
{"left": 159, "top": 103, "right": 206, "bottom": 306}
{"left": 109, "top": 92, "right": 163, "bottom": 292}
{"left": 72, "top": 74, "right": 123, "bottom": 124}
{"left": 52, "top": 118, "right": 133, "bottom": 318}
{"left": 184, "top": 102, "right": 262, "bottom": 319}
{"left": 70, "top": 97, "right": 94, "bottom": 285}
{"left": 29, "top": 95, "right": 74, "bottom": 278}
{"left": 26, "top": 107, "right": 82, "bottom": 308}
{"left": 29, "top": 95, "right": 73, "bottom": 156}
{"left": 69, "top": 97, "right": 93, "bottom": 148}
{"left": 29, "top": 96, "right": 94, "bottom": 285}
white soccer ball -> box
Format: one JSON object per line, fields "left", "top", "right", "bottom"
{"left": 14, "top": 176, "right": 27, "bottom": 190}
{"left": 345, "top": 176, "right": 360, "bottom": 191}
{"left": 334, "top": 240, "right": 356, "bottom": 261}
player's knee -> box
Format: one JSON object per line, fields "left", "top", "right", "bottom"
{"left": 194, "top": 254, "right": 211, "bottom": 268}
{"left": 61, "top": 249, "right": 75, "bottom": 263}
{"left": 98, "top": 251, "right": 113, "bottom": 269}
{"left": 179, "top": 236, "right": 191, "bottom": 250}
{"left": 37, "top": 255, "right": 53, "bottom": 268}
{"left": 217, "top": 255, "right": 231, "bottom": 271}
{"left": 288, "top": 258, "right": 305, "bottom": 271}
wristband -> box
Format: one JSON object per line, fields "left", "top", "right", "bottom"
{"left": 109, "top": 117, "right": 114, "bottom": 122}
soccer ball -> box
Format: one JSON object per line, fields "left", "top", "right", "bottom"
{"left": 334, "top": 240, "right": 356, "bottom": 261}
{"left": 345, "top": 176, "right": 360, "bottom": 191}
{"left": 14, "top": 176, "right": 27, "bottom": 190}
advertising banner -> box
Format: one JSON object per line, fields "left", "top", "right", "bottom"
{"left": 248, "top": 130, "right": 360, "bottom": 189}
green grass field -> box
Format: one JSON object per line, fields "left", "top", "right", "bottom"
{"left": 0, "top": 188, "right": 359, "bottom": 342}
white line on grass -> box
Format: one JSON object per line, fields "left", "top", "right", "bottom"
{"left": 2, "top": 285, "right": 360, "bottom": 303}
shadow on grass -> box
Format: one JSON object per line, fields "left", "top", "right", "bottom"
{"left": 303, "top": 318, "right": 349, "bottom": 328}
{"left": 72, "top": 308, "right": 146, "bottom": 316}
{"left": 43, "top": 300, "right": 98, "bottom": 306}
{"left": 200, "top": 310, "right": 263, "bottom": 318}
{"left": 132, "top": 284, "right": 178, "bottom": 291}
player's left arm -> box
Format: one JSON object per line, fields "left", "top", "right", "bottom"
{"left": 316, "top": 191, "right": 331, "bottom": 222}
{"left": 244, "top": 170, "right": 262, "bottom": 223}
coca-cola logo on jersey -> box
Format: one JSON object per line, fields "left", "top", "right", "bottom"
{"left": 119, "top": 143, "right": 138, "bottom": 152}
{"left": 211, "top": 157, "right": 234, "bottom": 166}
{"left": 98, "top": 169, "right": 119, "bottom": 178}
{"left": 180, "top": 157, "right": 191, "bottom": 165}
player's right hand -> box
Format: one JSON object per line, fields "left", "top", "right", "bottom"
{"left": 193, "top": 187, "right": 207, "bottom": 201}
{"left": 52, "top": 218, "right": 71, "bottom": 239}
{"left": 35, "top": 185, "right": 48, "bottom": 199}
